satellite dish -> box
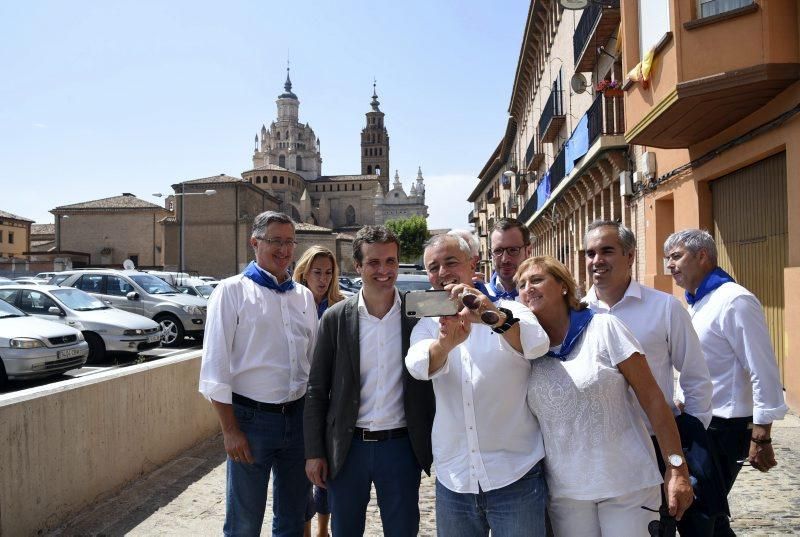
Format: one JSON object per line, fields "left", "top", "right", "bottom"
{"left": 560, "top": 0, "right": 589, "bottom": 9}
{"left": 570, "top": 73, "right": 591, "bottom": 94}
{"left": 123, "top": 259, "right": 136, "bottom": 270}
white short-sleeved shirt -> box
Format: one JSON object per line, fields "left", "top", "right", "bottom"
{"left": 527, "top": 314, "right": 662, "bottom": 500}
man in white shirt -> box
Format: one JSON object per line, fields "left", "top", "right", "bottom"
{"left": 486, "top": 218, "right": 532, "bottom": 301}
{"left": 405, "top": 234, "right": 550, "bottom": 537}
{"left": 583, "top": 220, "right": 714, "bottom": 536}
{"left": 199, "top": 211, "right": 319, "bottom": 537}
{"left": 664, "top": 228, "right": 788, "bottom": 536}
{"left": 304, "top": 226, "right": 435, "bottom": 537}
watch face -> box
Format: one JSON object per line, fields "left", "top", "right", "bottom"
{"left": 668, "top": 454, "right": 684, "bottom": 467}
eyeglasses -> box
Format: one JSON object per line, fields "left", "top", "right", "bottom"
{"left": 491, "top": 246, "right": 525, "bottom": 258}
{"left": 255, "top": 237, "right": 298, "bottom": 248}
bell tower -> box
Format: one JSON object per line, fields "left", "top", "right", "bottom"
{"left": 360, "top": 82, "right": 390, "bottom": 193}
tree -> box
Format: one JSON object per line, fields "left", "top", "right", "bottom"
{"left": 385, "top": 216, "right": 429, "bottom": 263}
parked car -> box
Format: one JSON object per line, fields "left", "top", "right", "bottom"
{"left": 176, "top": 278, "right": 215, "bottom": 299}
{"left": 0, "top": 298, "right": 88, "bottom": 387}
{"left": 48, "top": 273, "right": 72, "bottom": 286}
{"left": 197, "top": 276, "right": 217, "bottom": 282}
{"left": 57, "top": 269, "right": 207, "bottom": 347}
{"left": 35, "top": 272, "right": 59, "bottom": 280}
{"left": 338, "top": 277, "right": 361, "bottom": 292}
{"left": 0, "top": 285, "right": 161, "bottom": 363}
{"left": 12, "top": 278, "right": 48, "bottom": 285}
{"left": 394, "top": 274, "right": 432, "bottom": 292}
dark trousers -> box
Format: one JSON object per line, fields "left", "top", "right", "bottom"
{"left": 707, "top": 416, "right": 752, "bottom": 537}
{"left": 327, "top": 434, "right": 421, "bottom": 537}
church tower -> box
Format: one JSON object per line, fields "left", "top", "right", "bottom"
{"left": 361, "top": 83, "right": 390, "bottom": 193}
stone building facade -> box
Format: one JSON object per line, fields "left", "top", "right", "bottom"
{"left": 0, "top": 210, "right": 33, "bottom": 259}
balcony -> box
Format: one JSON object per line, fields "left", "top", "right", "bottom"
{"left": 525, "top": 135, "right": 544, "bottom": 171}
{"left": 573, "top": 0, "right": 620, "bottom": 73}
{"left": 539, "top": 89, "right": 565, "bottom": 143}
{"left": 468, "top": 209, "right": 477, "bottom": 223}
{"left": 487, "top": 188, "right": 500, "bottom": 204}
{"left": 478, "top": 201, "right": 487, "bottom": 213}
{"left": 624, "top": 2, "right": 800, "bottom": 148}
{"left": 550, "top": 145, "right": 567, "bottom": 192}
{"left": 514, "top": 173, "right": 528, "bottom": 195}
{"left": 588, "top": 92, "right": 625, "bottom": 145}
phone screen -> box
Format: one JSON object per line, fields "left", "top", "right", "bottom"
{"left": 404, "top": 290, "right": 460, "bottom": 318}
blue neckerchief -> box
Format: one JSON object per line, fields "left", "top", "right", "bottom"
{"left": 242, "top": 261, "right": 295, "bottom": 293}
{"left": 474, "top": 280, "right": 500, "bottom": 303}
{"left": 316, "top": 298, "right": 329, "bottom": 319}
{"left": 488, "top": 272, "right": 518, "bottom": 301}
{"left": 547, "top": 308, "right": 594, "bottom": 360}
{"left": 685, "top": 267, "right": 735, "bottom": 306}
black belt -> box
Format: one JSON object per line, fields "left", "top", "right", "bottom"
{"left": 232, "top": 393, "right": 304, "bottom": 414}
{"left": 354, "top": 427, "right": 408, "bottom": 442}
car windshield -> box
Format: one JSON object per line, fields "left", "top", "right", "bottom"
{"left": 130, "top": 274, "right": 179, "bottom": 294}
{"left": 49, "top": 274, "right": 70, "bottom": 285}
{"left": 395, "top": 279, "right": 432, "bottom": 292}
{"left": 194, "top": 285, "right": 214, "bottom": 298}
{"left": 51, "top": 288, "right": 109, "bottom": 311}
{"left": 0, "top": 299, "right": 25, "bottom": 318}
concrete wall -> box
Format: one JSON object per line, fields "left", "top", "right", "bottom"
{"left": 0, "top": 351, "right": 219, "bottom": 536}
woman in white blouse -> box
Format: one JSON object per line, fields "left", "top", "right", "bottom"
{"left": 516, "top": 256, "right": 693, "bottom": 536}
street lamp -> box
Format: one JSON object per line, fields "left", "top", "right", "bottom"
{"left": 153, "top": 188, "right": 216, "bottom": 272}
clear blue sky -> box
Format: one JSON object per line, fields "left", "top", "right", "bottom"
{"left": 0, "top": 1, "right": 529, "bottom": 230}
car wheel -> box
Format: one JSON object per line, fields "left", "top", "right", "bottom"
{"left": 84, "top": 332, "right": 106, "bottom": 364}
{"left": 156, "top": 314, "right": 185, "bottom": 347}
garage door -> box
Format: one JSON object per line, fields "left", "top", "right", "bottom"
{"left": 711, "top": 152, "right": 787, "bottom": 381}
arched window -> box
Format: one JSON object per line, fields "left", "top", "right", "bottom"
{"left": 359, "top": 184, "right": 362, "bottom": 190}
{"left": 296, "top": 156, "right": 302, "bottom": 171}
{"left": 276, "top": 131, "right": 281, "bottom": 140}
{"left": 364, "top": 149, "right": 368, "bottom": 157}
{"left": 367, "top": 165, "right": 373, "bottom": 174}
{"left": 256, "top": 176, "right": 261, "bottom": 184}
{"left": 272, "top": 176, "right": 277, "bottom": 183}
{"left": 346, "top": 205, "right": 356, "bottom": 225}
{"left": 315, "top": 185, "right": 318, "bottom": 192}
{"left": 280, "top": 176, "right": 285, "bottom": 184}
{"left": 379, "top": 148, "right": 382, "bottom": 155}
{"left": 279, "top": 155, "right": 286, "bottom": 168}
{"left": 337, "top": 184, "right": 340, "bottom": 191}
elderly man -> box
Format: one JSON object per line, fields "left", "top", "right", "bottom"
{"left": 486, "top": 218, "right": 532, "bottom": 300}
{"left": 583, "top": 220, "right": 715, "bottom": 535}
{"left": 405, "top": 233, "right": 550, "bottom": 537}
{"left": 664, "top": 229, "right": 788, "bottom": 536}
{"left": 200, "top": 211, "right": 318, "bottom": 537}
{"left": 304, "top": 226, "right": 435, "bottom": 537}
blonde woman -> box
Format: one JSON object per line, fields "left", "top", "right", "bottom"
{"left": 516, "top": 256, "right": 693, "bottom": 536}
{"left": 294, "top": 246, "right": 345, "bottom": 537}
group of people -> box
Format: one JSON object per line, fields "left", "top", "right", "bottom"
{"left": 199, "top": 210, "right": 787, "bottom": 537}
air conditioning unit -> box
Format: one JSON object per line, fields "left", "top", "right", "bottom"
{"left": 639, "top": 151, "right": 656, "bottom": 179}
{"left": 619, "top": 171, "right": 633, "bottom": 197}
{"left": 632, "top": 171, "right": 646, "bottom": 184}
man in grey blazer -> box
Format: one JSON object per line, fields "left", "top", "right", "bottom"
{"left": 304, "top": 226, "right": 435, "bottom": 537}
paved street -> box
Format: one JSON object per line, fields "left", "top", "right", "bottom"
{"left": 49, "top": 413, "right": 800, "bottom": 536}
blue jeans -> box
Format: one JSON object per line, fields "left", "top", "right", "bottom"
{"left": 224, "top": 399, "right": 310, "bottom": 537}
{"left": 435, "top": 461, "right": 547, "bottom": 537}
{"left": 327, "top": 434, "right": 422, "bottom": 537}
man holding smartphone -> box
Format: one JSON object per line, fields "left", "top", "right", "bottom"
{"left": 405, "top": 233, "right": 550, "bottom": 537}
{"left": 304, "top": 226, "right": 435, "bottom": 537}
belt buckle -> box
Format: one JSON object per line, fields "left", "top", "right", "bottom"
{"left": 361, "top": 429, "right": 378, "bottom": 442}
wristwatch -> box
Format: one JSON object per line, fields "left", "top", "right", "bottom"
{"left": 491, "top": 307, "right": 520, "bottom": 334}
{"left": 667, "top": 453, "right": 685, "bottom": 468}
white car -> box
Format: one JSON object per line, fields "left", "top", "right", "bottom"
{"left": 0, "top": 285, "right": 161, "bottom": 364}
{"left": 175, "top": 278, "right": 216, "bottom": 299}
{"left": 0, "top": 299, "right": 88, "bottom": 387}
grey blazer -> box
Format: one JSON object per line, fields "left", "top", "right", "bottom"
{"left": 304, "top": 293, "right": 435, "bottom": 479}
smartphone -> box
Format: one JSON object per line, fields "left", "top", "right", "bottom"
{"left": 404, "top": 290, "right": 460, "bottom": 318}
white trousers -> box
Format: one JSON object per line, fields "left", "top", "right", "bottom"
{"left": 548, "top": 485, "right": 661, "bottom": 537}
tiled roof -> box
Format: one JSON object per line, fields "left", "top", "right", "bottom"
{"left": 0, "top": 210, "right": 35, "bottom": 222}
{"left": 181, "top": 174, "right": 243, "bottom": 185}
{"left": 53, "top": 194, "right": 164, "bottom": 211}
{"left": 313, "top": 175, "right": 379, "bottom": 182}
{"left": 32, "top": 223, "right": 55, "bottom": 235}
{"left": 296, "top": 222, "right": 332, "bottom": 232}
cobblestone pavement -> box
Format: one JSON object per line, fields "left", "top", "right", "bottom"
{"left": 49, "top": 413, "right": 799, "bottom": 536}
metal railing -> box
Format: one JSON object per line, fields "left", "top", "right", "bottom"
{"left": 587, "top": 93, "right": 625, "bottom": 146}
{"left": 525, "top": 135, "right": 542, "bottom": 169}
{"left": 538, "top": 88, "right": 564, "bottom": 139}
{"left": 573, "top": 0, "right": 619, "bottom": 64}
{"left": 550, "top": 146, "right": 567, "bottom": 192}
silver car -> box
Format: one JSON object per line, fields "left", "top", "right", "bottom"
{"left": 0, "top": 285, "right": 162, "bottom": 363}
{"left": 0, "top": 299, "right": 88, "bottom": 387}
{"left": 57, "top": 270, "right": 207, "bottom": 347}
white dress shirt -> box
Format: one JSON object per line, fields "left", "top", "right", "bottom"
{"left": 527, "top": 314, "right": 661, "bottom": 500}
{"left": 585, "top": 281, "right": 713, "bottom": 430}
{"left": 689, "top": 281, "right": 787, "bottom": 425}
{"left": 405, "top": 300, "right": 550, "bottom": 494}
{"left": 356, "top": 289, "right": 406, "bottom": 431}
{"left": 199, "top": 268, "right": 318, "bottom": 404}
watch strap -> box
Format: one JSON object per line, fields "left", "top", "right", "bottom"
{"left": 492, "top": 307, "right": 520, "bottom": 334}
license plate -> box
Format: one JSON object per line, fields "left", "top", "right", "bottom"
{"left": 58, "top": 348, "right": 84, "bottom": 359}
{"left": 147, "top": 334, "right": 161, "bottom": 343}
